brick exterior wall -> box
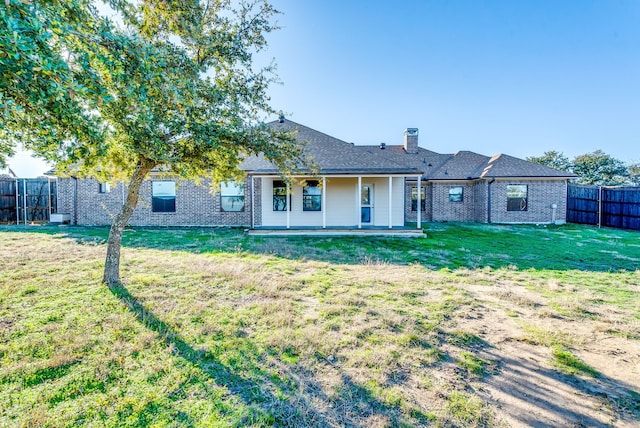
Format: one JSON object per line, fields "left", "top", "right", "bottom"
{"left": 57, "top": 175, "right": 568, "bottom": 227}
{"left": 431, "top": 182, "right": 476, "bottom": 222}
{"left": 252, "top": 177, "right": 262, "bottom": 227}
{"left": 410, "top": 178, "right": 568, "bottom": 224}
{"left": 56, "top": 178, "right": 76, "bottom": 224}
{"left": 57, "top": 176, "right": 253, "bottom": 226}
{"left": 473, "top": 180, "right": 489, "bottom": 222}
{"left": 404, "top": 180, "right": 431, "bottom": 223}
{"left": 488, "top": 179, "right": 567, "bottom": 224}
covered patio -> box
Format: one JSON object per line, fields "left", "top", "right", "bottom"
{"left": 250, "top": 174, "right": 424, "bottom": 230}
{"left": 247, "top": 225, "right": 425, "bottom": 237}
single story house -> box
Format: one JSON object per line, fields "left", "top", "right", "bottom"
{"left": 56, "top": 118, "right": 575, "bottom": 229}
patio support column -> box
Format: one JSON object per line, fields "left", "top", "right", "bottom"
{"left": 322, "top": 176, "right": 327, "bottom": 229}
{"left": 286, "top": 181, "right": 290, "bottom": 229}
{"left": 388, "top": 176, "right": 393, "bottom": 229}
{"left": 357, "top": 176, "right": 362, "bottom": 229}
{"left": 416, "top": 176, "right": 422, "bottom": 229}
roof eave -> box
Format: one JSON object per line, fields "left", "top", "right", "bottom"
{"left": 247, "top": 168, "right": 420, "bottom": 175}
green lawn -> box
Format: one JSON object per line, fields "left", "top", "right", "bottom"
{"left": 1, "top": 223, "right": 638, "bottom": 427}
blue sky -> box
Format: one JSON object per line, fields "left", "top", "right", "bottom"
{"left": 8, "top": 0, "right": 639, "bottom": 176}
{"left": 263, "top": 0, "right": 639, "bottom": 160}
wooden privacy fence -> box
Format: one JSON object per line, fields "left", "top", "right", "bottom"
{"left": 0, "top": 178, "right": 57, "bottom": 224}
{"left": 567, "top": 184, "right": 640, "bottom": 230}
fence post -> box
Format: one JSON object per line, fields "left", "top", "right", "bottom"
{"left": 23, "top": 179, "right": 27, "bottom": 225}
{"left": 48, "top": 177, "right": 52, "bottom": 220}
{"left": 598, "top": 186, "right": 602, "bottom": 228}
{"left": 15, "top": 178, "right": 19, "bottom": 225}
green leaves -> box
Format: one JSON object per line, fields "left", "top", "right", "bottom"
{"left": 3, "top": 0, "right": 307, "bottom": 284}
{"left": 526, "top": 151, "right": 572, "bottom": 172}
{"left": 572, "top": 150, "right": 629, "bottom": 186}
{"left": 1, "top": 0, "right": 107, "bottom": 167}
{"left": 2, "top": 0, "right": 303, "bottom": 179}
{"left": 528, "top": 150, "right": 635, "bottom": 186}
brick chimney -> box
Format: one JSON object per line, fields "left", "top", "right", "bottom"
{"left": 404, "top": 128, "right": 419, "bottom": 154}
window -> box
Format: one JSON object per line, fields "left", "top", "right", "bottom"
{"left": 361, "top": 185, "right": 371, "bottom": 205}
{"left": 507, "top": 184, "right": 528, "bottom": 211}
{"left": 449, "top": 186, "right": 463, "bottom": 202}
{"left": 361, "top": 207, "right": 371, "bottom": 223}
{"left": 273, "top": 180, "right": 289, "bottom": 211}
{"left": 303, "top": 180, "right": 321, "bottom": 211}
{"left": 361, "top": 185, "right": 372, "bottom": 223}
{"left": 99, "top": 182, "right": 110, "bottom": 194}
{"left": 220, "top": 181, "right": 245, "bottom": 212}
{"left": 411, "top": 186, "right": 426, "bottom": 211}
{"left": 152, "top": 181, "right": 176, "bottom": 212}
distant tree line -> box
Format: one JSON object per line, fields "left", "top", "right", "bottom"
{"left": 527, "top": 150, "right": 639, "bottom": 186}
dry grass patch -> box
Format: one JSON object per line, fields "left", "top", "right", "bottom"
{"left": 1, "top": 224, "right": 639, "bottom": 427}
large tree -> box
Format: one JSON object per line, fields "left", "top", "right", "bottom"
{"left": 1, "top": 0, "right": 303, "bottom": 285}
{"left": 1, "top": 0, "right": 107, "bottom": 167}
{"left": 572, "top": 150, "right": 628, "bottom": 186}
{"left": 527, "top": 149, "right": 636, "bottom": 186}
{"left": 525, "top": 150, "right": 572, "bottom": 172}
{"left": 627, "top": 162, "right": 640, "bottom": 186}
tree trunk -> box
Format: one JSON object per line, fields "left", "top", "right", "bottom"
{"left": 102, "top": 157, "right": 156, "bottom": 286}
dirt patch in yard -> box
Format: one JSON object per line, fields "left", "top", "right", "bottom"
{"left": 2, "top": 226, "right": 639, "bottom": 427}
{"left": 456, "top": 282, "right": 640, "bottom": 427}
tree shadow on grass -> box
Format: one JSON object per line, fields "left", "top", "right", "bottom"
{"left": 6, "top": 223, "right": 640, "bottom": 273}
{"left": 106, "top": 281, "right": 418, "bottom": 427}
{"left": 2, "top": 224, "right": 640, "bottom": 426}
{"left": 106, "top": 281, "right": 305, "bottom": 426}
{"left": 477, "top": 346, "right": 640, "bottom": 427}
{"left": 4, "top": 225, "right": 639, "bottom": 424}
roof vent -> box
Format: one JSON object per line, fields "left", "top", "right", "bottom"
{"left": 379, "top": 142, "right": 386, "bottom": 150}
{"left": 278, "top": 113, "right": 285, "bottom": 123}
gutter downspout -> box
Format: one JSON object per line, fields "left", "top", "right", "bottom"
{"left": 487, "top": 178, "right": 495, "bottom": 223}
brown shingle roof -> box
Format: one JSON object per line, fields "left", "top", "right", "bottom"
{"left": 362, "top": 148, "right": 576, "bottom": 180}
{"left": 475, "top": 153, "right": 576, "bottom": 178}
{"left": 241, "top": 120, "right": 420, "bottom": 175}
{"left": 358, "top": 145, "right": 451, "bottom": 178}
{"left": 422, "top": 151, "right": 578, "bottom": 180}
{"left": 427, "top": 151, "right": 490, "bottom": 180}
{"left": 242, "top": 119, "right": 576, "bottom": 180}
